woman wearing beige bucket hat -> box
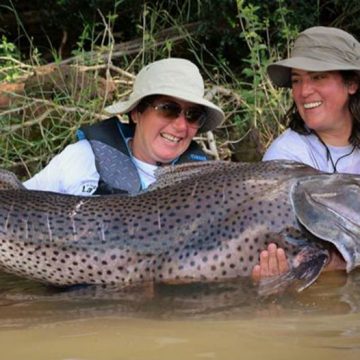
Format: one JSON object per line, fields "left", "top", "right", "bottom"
{"left": 253, "top": 26, "right": 360, "bottom": 281}
{"left": 24, "top": 58, "right": 224, "bottom": 195}
{"left": 262, "top": 26, "right": 360, "bottom": 174}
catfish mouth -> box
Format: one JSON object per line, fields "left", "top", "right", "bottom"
{"left": 291, "top": 174, "right": 360, "bottom": 273}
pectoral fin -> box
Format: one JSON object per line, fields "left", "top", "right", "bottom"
{"left": 258, "top": 246, "right": 329, "bottom": 296}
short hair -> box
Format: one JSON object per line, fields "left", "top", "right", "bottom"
{"left": 128, "top": 95, "right": 159, "bottom": 123}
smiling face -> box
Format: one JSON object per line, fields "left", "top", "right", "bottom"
{"left": 130, "top": 96, "right": 201, "bottom": 164}
{"left": 291, "top": 69, "right": 358, "bottom": 144}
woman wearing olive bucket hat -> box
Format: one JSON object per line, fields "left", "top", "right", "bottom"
{"left": 262, "top": 26, "right": 360, "bottom": 175}
{"left": 24, "top": 58, "right": 224, "bottom": 195}
{"left": 252, "top": 26, "right": 359, "bottom": 282}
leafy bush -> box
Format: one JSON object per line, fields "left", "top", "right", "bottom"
{"left": 1, "top": 0, "right": 359, "bottom": 175}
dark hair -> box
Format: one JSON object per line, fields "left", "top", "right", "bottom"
{"left": 136, "top": 95, "right": 159, "bottom": 113}
{"left": 285, "top": 70, "right": 360, "bottom": 147}
{"left": 127, "top": 95, "right": 160, "bottom": 123}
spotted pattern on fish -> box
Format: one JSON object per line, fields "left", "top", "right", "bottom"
{"left": 0, "top": 160, "right": 358, "bottom": 289}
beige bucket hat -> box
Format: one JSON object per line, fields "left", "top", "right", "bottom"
{"left": 105, "top": 58, "right": 225, "bottom": 133}
{"left": 267, "top": 26, "right": 360, "bottom": 88}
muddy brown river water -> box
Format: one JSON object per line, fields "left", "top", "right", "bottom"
{"left": 1, "top": 270, "right": 360, "bottom": 360}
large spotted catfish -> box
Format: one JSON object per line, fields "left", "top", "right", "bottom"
{"left": 0, "top": 161, "right": 359, "bottom": 294}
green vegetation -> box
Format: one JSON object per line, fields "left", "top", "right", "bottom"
{"left": 1, "top": 0, "right": 359, "bottom": 177}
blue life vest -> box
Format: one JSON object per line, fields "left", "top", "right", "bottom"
{"left": 77, "top": 117, "right": 210, "bottom": 195}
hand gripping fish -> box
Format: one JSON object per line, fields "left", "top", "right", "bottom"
{"left": 0, "top": 160, "right": 359, "bottom": 295}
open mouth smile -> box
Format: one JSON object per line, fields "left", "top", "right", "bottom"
{"left": 303, "top": 101, "right": 322, "bottom": 109}
{"left": 161, "top": 132, "right": 181, "bottom": 143}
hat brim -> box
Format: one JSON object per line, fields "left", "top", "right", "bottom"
{"left": 268, "top": 57, "right": 360, "bottom": 87}
{"left": 104, "top": 88, "right": 225, "bottom": 133}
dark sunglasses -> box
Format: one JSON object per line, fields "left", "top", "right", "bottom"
{"left": 147, "top": 101, "right": 207, "bottom": 129}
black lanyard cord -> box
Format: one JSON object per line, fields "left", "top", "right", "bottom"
{"left": 315, "top": 134, "right": 355, "bottom": 173}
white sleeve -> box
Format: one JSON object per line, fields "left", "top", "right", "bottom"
{"left": 23, "top": 140, "right": 99, "bottom": 195}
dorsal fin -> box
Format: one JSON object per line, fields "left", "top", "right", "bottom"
{"left": 0, "top": 169, "right": 25, "bottom": 190}
{"left": 147, "top": 161, "right": 230, "bottom": 191}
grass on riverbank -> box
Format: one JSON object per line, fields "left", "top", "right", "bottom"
{"left": 0, "top": 1, "right": 294, "bottom": 178}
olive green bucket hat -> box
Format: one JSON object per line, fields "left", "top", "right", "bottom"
{"left": 267, "top": 26, "right": 360, "bottom": 88}
{"left": 104, "top": 58, "right": 225, "bottom": 133}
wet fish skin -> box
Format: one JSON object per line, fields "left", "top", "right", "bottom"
{"left": 292, "top": 175, "right": 360, "bottom": 272}
{"left": 0, "top": 160, "right": 359, "bottom": 293}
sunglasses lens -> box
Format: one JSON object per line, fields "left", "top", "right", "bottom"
{"left": 185, "top": 108, "right": 206, "bottom": 126}
{"left": 156, "top": 103, "right": 182, "bottom": 119}
{"left": 152, "top": 102, "right": 206, "bottom": 128}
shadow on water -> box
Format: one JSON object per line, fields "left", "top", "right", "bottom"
{"left": 1, "top": 269, "right": 360, "bottom": 329}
